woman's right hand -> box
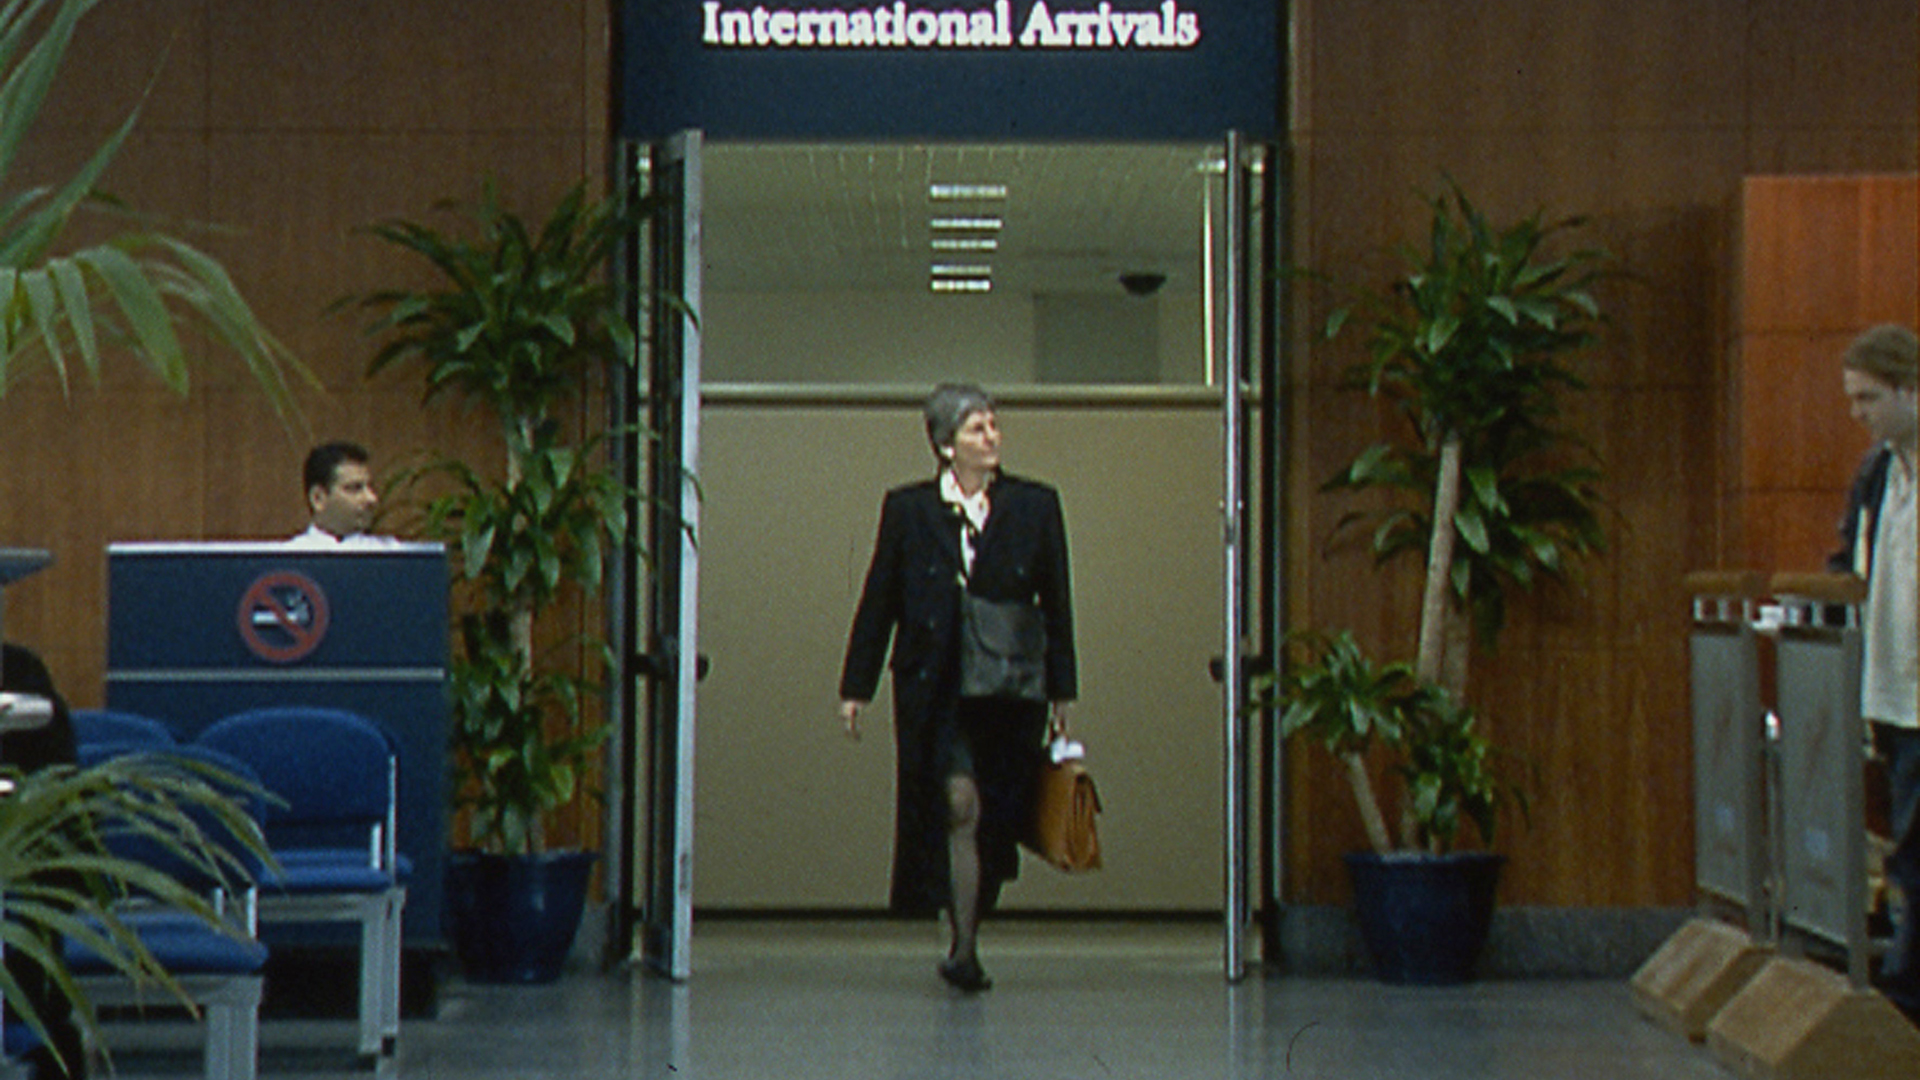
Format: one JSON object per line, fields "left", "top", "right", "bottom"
{"left": 840, "top": 700, "right": 865, "bottom": 741}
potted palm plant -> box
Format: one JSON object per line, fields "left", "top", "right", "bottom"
{"left": 1264, "top": 630, "right": 1520, "bottom": 983}
{"left": 1, "top": 754, "right": 273, "bottom": 1076}
{"left": 1272, "top": 182, "right": 1609, "bottom": 983}
{"left": 1321, "top": 181, "right": 1609, "bottom": 697}
{"left": 347, "top": 181, "right": 641, "bottom": 983}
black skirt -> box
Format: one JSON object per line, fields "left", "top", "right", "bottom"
{"left": 891, "top": 694, "right": 1046, "bottom": 916}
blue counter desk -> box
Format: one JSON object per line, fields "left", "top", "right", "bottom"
{"left": 105, "top": 542, "right": 450, "bottom": 951}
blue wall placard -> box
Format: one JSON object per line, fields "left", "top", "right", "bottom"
{"left": 618, "top": 0, "right": 1280, "bottom": 140}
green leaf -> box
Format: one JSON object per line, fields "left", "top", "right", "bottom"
{"left": 76, "top": 243, "right": 186, "bottom": 391}
{"left": 1454, "top": 503, "right": 1491, "bottom": 554}
{"left": 49, "top": 255, "right": 99, "bottom": 376}
{"left": 1464, "top": 464, "right": 1504, "bottom": 514}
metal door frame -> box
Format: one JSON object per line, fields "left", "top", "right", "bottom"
{"left": 611, "top": 129, "right": 704, "bottom": 982}
{"left": 608, "top": 128, "right": 1284, "bottom": 983}
{"left": 1218, "top": 131, "right": 1285, "bottom": 981}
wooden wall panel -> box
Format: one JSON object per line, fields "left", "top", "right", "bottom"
{"left": 41, "top": 0, "right": 209, "bottom": 134}
{"left": 1288, "top": 0, "right": 1917, "bottom": 908}
{"left": 1732, "top": 176, "right": 1920, "bottom": 572}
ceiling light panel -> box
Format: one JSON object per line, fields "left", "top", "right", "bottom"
{"left": 929, "top": 182, "right": 1008, "bottom": 201}
{"left": 929, "top": 216, "right": 1003, "bottom": 231}
{"left": 702, "top": 142, "right": 1210, "bottom": 294}
{"left": 931, "top": 237, "right": 999, "bottom": 251}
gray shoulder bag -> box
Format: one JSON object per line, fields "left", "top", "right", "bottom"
{"left": 959, "top": 593, "right": 1047, "bottom": 701}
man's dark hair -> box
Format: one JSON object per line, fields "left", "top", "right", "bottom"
{"left": 304, "top": 441, "right": 370, "bottom": 494}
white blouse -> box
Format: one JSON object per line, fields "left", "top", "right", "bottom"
{"left": 939, "top": 469, "right": 991, "bottom": 577}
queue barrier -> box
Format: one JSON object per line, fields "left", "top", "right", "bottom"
{"left": 1632, "top": 572, "right": 1920, "bottom": 1076}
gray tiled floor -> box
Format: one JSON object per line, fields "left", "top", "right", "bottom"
{"left": 100, "top": 920, "right": 1738, "bottom": 1079}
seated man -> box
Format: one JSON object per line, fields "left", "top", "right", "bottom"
{"left": 287, "top": 441, "right": 400, "bottom": 549}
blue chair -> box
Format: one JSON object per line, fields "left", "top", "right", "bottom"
{"left": 193, "top": 707, "right": 406, "bottom": 1063}
{"left": 70, "top": 708, "right": 176, "bottom": 748}
{"left": 65, "top": 742, "right": 268, "bottom": 1080}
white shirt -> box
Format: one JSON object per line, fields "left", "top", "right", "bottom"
{"left": 939, "top": 469, "right": 991, "bottom": 577}
{"left": 285, "top": 524, "right": 405, "bottom": 550}
{"left": 1862, "top": 448, "right": 1917, "bottom": 729}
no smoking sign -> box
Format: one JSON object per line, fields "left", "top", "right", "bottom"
{"left": 237, "top": 570, "right": 331, "bottom": 663}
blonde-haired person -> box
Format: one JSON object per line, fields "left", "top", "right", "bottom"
{"left": 1831, "top": 323, "right": 1918, "bottom": 1017}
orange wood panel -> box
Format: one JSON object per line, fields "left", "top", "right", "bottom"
{"left": 1737, "top": 330, "right": 1877, "bottom": 490}
{"left": 1732, "top": 490, "right": 1857, "bottom": 575}
{"left": 1734, "top": 174, "right": 1920, "bottom": 575}
{"left": 1859, "top": 176, "right": 1920, "bottom": 325}
{"left": 1741, "top": 179, "right": 1879, "bottom": 334}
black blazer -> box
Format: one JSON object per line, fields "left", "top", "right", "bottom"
{"left": 840, "top": 472, "right": 1077, "bottom": 706}
{"left": 1829, "top": 446, "right": 1894, "bottom": 576}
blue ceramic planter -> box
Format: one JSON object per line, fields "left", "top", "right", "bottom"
{"left": 1344, "top": 850, "right": 1505, "bottom": 985}
{"left": 446, "top": 850, "right": 596, "bottom": 984}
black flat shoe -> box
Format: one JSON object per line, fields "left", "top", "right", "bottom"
{"left": 938, "top": 957, "right": 993, "bottom": 993}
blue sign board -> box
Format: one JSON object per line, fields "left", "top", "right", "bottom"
{"left": 618, "top": 0, "right": 1280, "bottom": 140}
{"left": 106, "top": 543, "right": 452, "bottom": 949}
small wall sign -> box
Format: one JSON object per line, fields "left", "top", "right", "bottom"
{"left": 236, "top": 570, "right": 331, "bottom": 664}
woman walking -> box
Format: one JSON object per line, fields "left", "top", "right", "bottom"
{"left": 839, "top": 384, "right": 1077, "bottom": 992}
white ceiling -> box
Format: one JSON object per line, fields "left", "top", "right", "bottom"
{"left": 700, "top": 141, "right": 1224, "bottom": 297}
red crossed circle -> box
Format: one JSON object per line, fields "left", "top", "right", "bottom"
{"left": 236, "top": 570, "right": 330, "bottom": 664}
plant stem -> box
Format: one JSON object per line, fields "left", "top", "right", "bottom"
{"left": 1406, "top": 431, "right": 1464, "bottom": 848}
{"left": 1416, "top": 434, "right": 1463, "bottom": 687}
{"left": 506, "top": 412, "right": 542, "bottom": 853}
{"left": 1343, "top": 752, "right": 1393, "bottom": 854}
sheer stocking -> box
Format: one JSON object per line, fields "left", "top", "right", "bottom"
{"left": 945, "top": 774, "right": 983, "bottom": 963}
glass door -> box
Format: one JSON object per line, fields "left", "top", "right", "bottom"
{"left": 615, "top": 129, "right": 704, "bottom": 982}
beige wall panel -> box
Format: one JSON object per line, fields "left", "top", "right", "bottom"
{"left": 707, "top": 289, "right": 1208, "bottom": 388}
{"left": 1, "top": 0, "right": 1910, "bottom": 916}
{"left": 708, "top": 293, "right": 1036, "bottom": 387}
{"left": 695, "top": 404, "right": 1224, "bottom": 911}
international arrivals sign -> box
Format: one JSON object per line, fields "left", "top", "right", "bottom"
{"left": 618, "top": 0, "right": 1277, "bottom": 139}
{"left": 699, "top": 2, "right": 1202, "bottom": 50}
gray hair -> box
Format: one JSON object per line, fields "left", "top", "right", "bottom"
{"left": 923, "top": 383, "right": 995, "bottom": 458}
